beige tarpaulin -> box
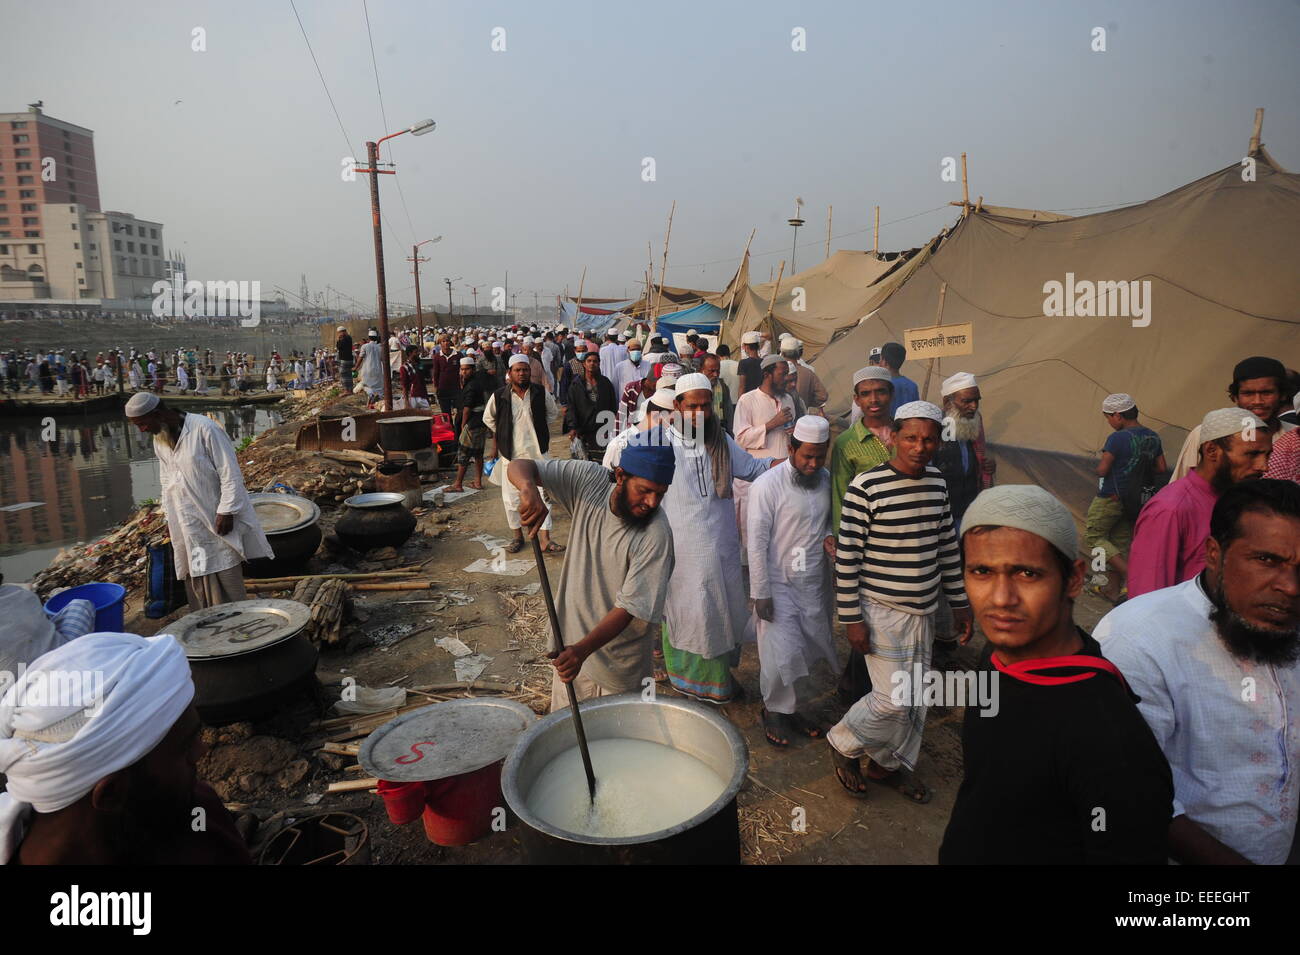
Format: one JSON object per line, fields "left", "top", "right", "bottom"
{"left": 719, "top": 245, "right": 937, "bottom": 359}
{"left": 812, "top": 150, "right": 1300, "bottom": 522}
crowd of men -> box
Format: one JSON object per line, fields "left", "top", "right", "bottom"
{"left": 2, "top": 310, "right": 1297, "bottom": 866}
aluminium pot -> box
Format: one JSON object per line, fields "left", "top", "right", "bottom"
{"left": 379, "top": 415, "right": 433, "bottom": 452}
{"left": 501, "top": 694, "right": 748, "bottom": 865}
{"left": 335, "top": 491, "right": 416, "bottom": 551}
{"left": 245, "top": 492, "right": 323, "bottom": 578}
{"left": 169, "top": 599, "right": 320, "bottom": 725}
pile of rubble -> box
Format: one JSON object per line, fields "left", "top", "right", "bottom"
{"left": 32, "top": 503, "right": 168, "bottom": 599}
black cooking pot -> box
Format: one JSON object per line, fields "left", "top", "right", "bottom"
{"left": 245, "top": 493, "right": 323, "bottom": 578}
{"left": 335, "top": 492, "right": 416, "bottom": 551}
{"left": 379, "top": 415, "right": 433, "bottom": 452}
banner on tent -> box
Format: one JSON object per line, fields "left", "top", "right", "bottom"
{"left": 671, "top": 332, "right": 718, "bottom": 354}
{"left": 904, "top": 322, "right": 973, "bottom": 358}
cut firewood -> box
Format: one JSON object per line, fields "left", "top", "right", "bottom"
{"left": 327, "top": 777, "right": 379, "bottom": 793}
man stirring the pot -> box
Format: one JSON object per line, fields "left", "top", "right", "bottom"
{"left": 507, "top": 432, "right": 677, "bottom": 711}
{"left": 124, "top": 392, "right": 272, "bottom": 610}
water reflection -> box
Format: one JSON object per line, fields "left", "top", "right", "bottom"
{"left": 0, "top": 404, "right": 282, "bottom": 582}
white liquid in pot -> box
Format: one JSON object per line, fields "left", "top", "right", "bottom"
{"left": 526, "top": 738, "right": 728, "bottom": 838}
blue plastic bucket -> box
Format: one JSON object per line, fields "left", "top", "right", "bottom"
{"left": 44, "top": 582, "right": 127, "bottom": 633}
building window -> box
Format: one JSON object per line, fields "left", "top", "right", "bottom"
{"left": 19, "top": 190, "right": 34, "bottom": 199}
{"left": 0, "top": 245, "right": 7, "bottom": 254}
{"left": 78, "top": 278, "right": 85, "bottom": 285}
{"left": 71, "top": 222, "right": 78, "bottom": 230}
{"left": 69, "top": 205, "right": 76, "bottom": 213}
{"left": 10, "top": 121, "right": 27, "bottom": 129}
{"left": 16, "top": 162, "right": 32, "bottom": 171}
{"left": 0, "top": 218, "right": 7, "bottom": 225}
{"left": 88, "top": 242, "right": 95, "bottom": 250}
{"left": 125, "top": 224, "right": 134, "bottom": 235}
{"left": 28, "top": 244, "right": 38, "bottom": 254}
{"left": 17, "top": 176, "right": 33, "bottom": 185}
{"left": 150, "top": 228, "right": 158, "bottom": 239}
{"left": 22, "top": 217, "right": 37, "bottom": 226}
{"left": 73, "top": 242, "right": 79, "bottom": 249}
{"left": 87, "top": 224, "right": 93, "bottom": 232}
{"left": 113, "top": 239, "right": 121, "bottom": 251}
{"left": 76, "top": 262, "right": 82, "bottom": 269}
{"left": 21, "top": 204, "right": 35, "bottom": 212}
{"left": 24, "top": 231, "right": 38, "bottom": 238}
{"left": 127, "top": 241, "right": 135, "bottom": 252}
{"left": 13, "top": 148, "right": 30, "bottom": 157}
{"left": 152, "top": 245, "right": 159, "bottom": 256}
{"left": 12, "top": 134, "right": 29, "bottom": 143}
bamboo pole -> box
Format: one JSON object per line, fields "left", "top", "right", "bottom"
{"left": 350, "top": 580, "right": 434, "bottom": 592}
{"left": 653, "top": 200, "right": 676, "bottom": 327}
{"left": 873, "top": 205, "right": 880, "bottom": 254}
{"left": 573, "top": 265, "right": 586, "bottom": 335}
{"left": 766, "top": 260, "right": 786, "bottom": 318}
{"left": 723, "top": 228, "right": 757, "bottom": 327}
{"left": 1249, "top": 107, "right": 1264, "bottom": 154}
{"left": 825, "top": 205, "right": 832, "bottom": 260}
{"left": 961, "top": 152, "right": 969, "bottom": 216}
{"left": 920, "top": 281, "right": 948, "bottom": 401}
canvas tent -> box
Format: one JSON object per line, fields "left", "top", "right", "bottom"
{"left": 813, "top": 149, "right": 1300, "bottom": 522}
{"left": 719, "top": 245, "right": 938, "bottom": 360}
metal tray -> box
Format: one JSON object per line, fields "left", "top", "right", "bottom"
{"left": 249, "top": 492, "right": 321, "bottom": 535}
{"left": 360, "top": 698, "right": 536, "bottom": 782}
{"left": 344, "top": 492, "right": 408, "bottom": 509}
{"left": 169, "top": 598, "right": 311, "bottom": 659}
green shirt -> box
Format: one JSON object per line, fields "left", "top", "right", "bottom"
{"left": 830, "top": 421, "right": 893, "bottom": 532}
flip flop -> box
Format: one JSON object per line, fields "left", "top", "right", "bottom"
{"left": 789, "top": 712, "right": 825, "bottom": 739}
{"left": 761, "top": 709, "right": 794, "bottom": 748}
{"left": 505, "top": 538, "right": 525, "bottom": 554}
{"left": 543, "top": 542, "right": 566, "bottom": 555}
{"left": 868, "top": 768, "right": 932, "bottom": 804}
{"left": 829, "top": 747, "right": 869, "bottom": 799}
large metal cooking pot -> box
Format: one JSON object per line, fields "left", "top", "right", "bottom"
{"left": 245, "top": 492, "right": 322, "bottom": 578}
{"left": 379, "top": 415, "right": 433, "bottom": 452}
{"left": 334, "top": 492, "right": 416, "bottom": 551}
{"left": 501, "top": 694, "right": 748, "bottom": 864}
{"left": 170, "top": 599, "right": 319, "bottom": 725}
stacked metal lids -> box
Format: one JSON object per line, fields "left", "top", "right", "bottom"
{"left": 168, "top": 598, "right": 312, "bottom": 660}
{"left": 248, "top": 492, "right": 320, "bottom": 536}
{"left": 360, "top": 699, "right": 536, "bottom": 782}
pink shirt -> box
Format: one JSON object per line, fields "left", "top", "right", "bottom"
{"left": 1127, "top": 470, "right": 1218, "bottom": 598}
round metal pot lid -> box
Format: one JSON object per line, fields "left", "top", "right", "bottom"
{"left": 345, "top": 491, "right": 408, "bottom": 509}
{"left": 380, "top": 416, "right": 431, "bottom": 425}
{"left": 171, "top": 599, "right": 312, "bottom": 659}
{"left": 360, "top": 699, "right": 536, "bottom": 782}
{"left": 249, "top": 492, "right": 321, "bottom": 535}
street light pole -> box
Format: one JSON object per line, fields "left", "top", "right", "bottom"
{"left": 409, "top": 236, "right": 442, "bottom": 354}
{"left": 355, "top": 118, "right": 435, "bottom": 410}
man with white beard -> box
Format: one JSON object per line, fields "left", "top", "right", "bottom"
{"left": 933, "top": 372, "right": 994, "bottom": 529}
{"left": 747, "top": 416, "right": 839, "bottom": 745}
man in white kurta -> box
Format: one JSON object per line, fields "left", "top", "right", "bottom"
{"left": 732, "top": 356, "right": 800, "bottom": 563}
{"left": 659, "top": 374, "right": 773, "bottom": 703}
{"left": 125, "top": 393, "right": 272, "bottom": 611}
{"left": 747, "top": 418, "right": 839, "bottom": 743}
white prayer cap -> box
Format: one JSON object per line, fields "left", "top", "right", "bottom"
{"left": 961, "top": 485, "right": 1078, "bottom": 560}
{"left": 336, "top": 325, "right": 346, "bottom": 332}
{"left": 492, "top": 341, "right": 504, "bottom": 348}
{"left": 1200, "top": 407, "right": 1266, "bottom": 443}
{"left": 607, "top": 326, "right": 619, "bottom": 336}
{"left": 124, "top": 392, "right": 160, "bottom": 417}
{"left": 687, "top": 328, "right": 698, "bottom": 336}
{"left": 650, "top": 385, "right": 678, "bottom": 411}
{"left": 523, "top": 336, "right": 535, "bottom": 344}
{"left": 660, "top": 363, "right": 684, "bottom": 379}
{"left": 1101, "top": 393, "right": 1136, "bottom": 413}
{"left": 941, "top": 372, "right": 978, "bottom": 397}
{"left": 508, "top": 353, "right": 530, "bottom": 368}
{"left": 792, "top": 415, "right": 830, "bottom": 443}
{"left": 618, "top": 331, "right": 629, "bottom": 341}
{"left": 894, "top": 400, "right": 944, "bottom": 424}
{"left": 0, "top": 633, "right": 193, "bottom": 842}
{"left": 741, "top": 331, "right": 761, "bottom": 345}
{"left": 459, "top": 357, "right": 476, "bottom": 366}
{"left": 675, "top": 372, "right": 712, "bottom": 396}
{"left": 760, "top": 354, "right": 786, "bottom": 370}
{"left": 853, "top": 366, "right": 892, "bottom": 386}
{"left": 780, "top": 338, "right": 803, "bottom": 354}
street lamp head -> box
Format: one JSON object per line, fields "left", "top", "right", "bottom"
{"left": 410, "top": 119, "right": 436, "bottom": 136}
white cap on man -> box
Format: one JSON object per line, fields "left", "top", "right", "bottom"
{"left": 941, "top": 372, "right": 978, "bottom": 397}
{"left": 792, "top": 415, "right": 830, "bottom": 443}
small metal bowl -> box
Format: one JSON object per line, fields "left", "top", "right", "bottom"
{"left": 344, "top": 492, "right": 408, "bottom": 509}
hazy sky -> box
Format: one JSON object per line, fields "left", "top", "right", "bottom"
{"left": 5, "top": 0, "right": 1298, "bottom": 313}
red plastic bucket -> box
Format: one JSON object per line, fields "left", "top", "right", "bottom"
{"left": 420, "top": 761, "right": 504, "bottom": 846}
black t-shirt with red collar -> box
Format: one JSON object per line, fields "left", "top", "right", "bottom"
{"left": 939, "top": 629, "right": 1173, "bottom": 865}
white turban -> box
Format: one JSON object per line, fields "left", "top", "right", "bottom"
{"left": 941, "top": 372, "right": 978, "bottom": 397}
{"left": 961, "top": 485, "right": 1078, "bottom": 562}
{"left": 124, "top": 392, "right": 159, "bottom": 417}
{"left": 0, "top": 632, "right": 194, "bottom": 860}
{"left": 459, "top": 357, "right": 476, "bottom": 366}
{"left": 853, "top": 366, "right": 892, "bottom": 386}
{"left": 1200, "top": 407, "right": 1266, "bottom": 443}
{"left": 492, "top": 341, "right": 504, "bottom": 348}
{"left": 1101, "top": 393, "right": 1136, "bottom": 414}
{"left": 675, "top": 373, "right": 712, "bottom": 396}
{"left": 508, "top": 353, "right": 530, "bottom": 368}
{"left": 792, "top": 415, "right": 830, "bottom": 443}
{"left": 894, "top": 400, "right": 944, "bottom": 423}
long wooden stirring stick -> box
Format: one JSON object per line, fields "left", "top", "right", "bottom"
{"left": 530, "top": 534, "right": 597, "bottom": 802}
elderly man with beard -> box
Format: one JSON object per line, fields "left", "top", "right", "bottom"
{"left": 125, "top": 392, "right": 272, "bottom": 610}
{"left": 1097, "top": 480, "right": 1300, "bottom": 864}
{"left": 826, "top": 401, "right": 973, "bottom": 803}
{"left": 938, "top": 486, "right": 1173, "bottom": 864}
{"left": 1171, "top": 357, "right": 1295, "bottom": 481}
{"left": 660, "top": 373, "right": 779, "bottom": 703}
{"left": 0, "top": 632, "right": 251, "bottom": 865}
{"left": 747, "top": 416, "right": 839, "bottom": 746}
{"left": 733, "top": 356, "right": 804, "bottom": 561}
{"left": 1128, "top": 407, "right": 1271, "bottom": 598}
{"left": 509, "top": 434, "right": 676, "bottom": 710}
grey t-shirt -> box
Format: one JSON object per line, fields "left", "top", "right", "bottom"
{"left": 537, "top": 458, "right": 675, "bottom": 693}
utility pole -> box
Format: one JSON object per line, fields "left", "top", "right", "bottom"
{"left": 788, "top": 197, "right": 805, "bottom": 275}
{"left": 410, "top": 245, "right": 428, "bottom": 351}
{"left": 356, "top": 140, "right": 396, "bottom": 410}
{"left": 445, "top": 278, "right": 454, "bottom": 323}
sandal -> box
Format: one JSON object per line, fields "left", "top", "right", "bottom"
{"left": 829, "top": 747, "right": 869, "bottom": 799}
{"left": 789, "top": 712, "right": 825, "bottom": 739}
{"left": 762, "top": 709, "right": 794, "bottom": 748}
{"left": 867, "top": 767, "right": 932, "bottom": 804}
{"left": 542, "top": 542, "right": 566, "bottom": 555}
{"left": 505, "top": 538, "right": 525, "bottom": 554}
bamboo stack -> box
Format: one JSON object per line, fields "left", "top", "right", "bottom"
{"left": 294, "top": 576, "right": 348, "bottom": 646}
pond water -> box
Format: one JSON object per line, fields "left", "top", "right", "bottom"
{"left": 0, "top": 404, "right": 282, "bottom": 583}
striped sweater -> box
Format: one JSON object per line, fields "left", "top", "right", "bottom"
{"left": 834, "top": 462, "right": 968, "bottom": 620}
